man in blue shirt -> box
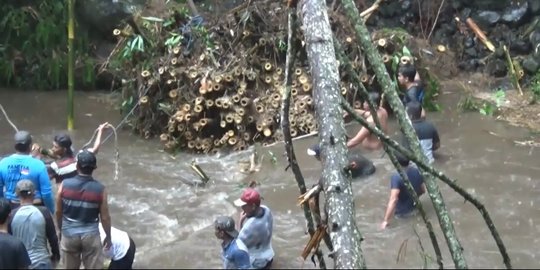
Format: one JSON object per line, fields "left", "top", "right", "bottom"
{"left": 214, "top": 216, "right": 251, "bottom": 269}
{"left": 380, "top": 152, "right": 426, "bottom": 229}
{"left": 398, "top": 64, "right": 426, "bottom": 118}
{"left": 0, "top": 131, "right": 55, "bottom": 214}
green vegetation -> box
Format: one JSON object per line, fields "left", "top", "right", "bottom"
{"left": 458, "top": 88, "right": 506, "bottom": 116}
{"left": 530, "top": 71, "right": 540, "bottom": 103}
{"left": 0, "top": 1, "right": 94, "bottom": 90}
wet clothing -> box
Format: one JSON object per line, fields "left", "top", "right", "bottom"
{"left": 390, "top": 166, "right": 424, "bottom": 216}
{"left": 0, "top": 153, "right": 55, "bottom": 213}
{"left": 9, "top": 205, "right": 60, "bottom": 269}
{"left": 347, "top": 154, "right": 376, "bottom": 178}
{"left": 0, "top": 231, "right": 32, "bottom": 269}
{"left": 48, "top": 156, "right": 77, "bottom": 184}
{"left": 99, "top": 224, "right": 136, "bottom": 269}
{"left": 402, "top": 85, "right": 424, "bottom": 105}
{"left": 222, "top": 238, "right": 251, "bottom": 269}
{"left": 59, "top": 174, "right": 106, "bottom": 269}
{"left": 401, "top": 119, "right": 440, "bottom": 164}
{"left": 238, "top": 205, "right": 274, "bottom": 269}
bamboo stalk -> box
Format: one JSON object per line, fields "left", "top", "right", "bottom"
{"left": 503, "top": 45, "right": 524, "bottom": 95}
{"left": 67, "top": 0, "right": 75, "bottom": 130}
{"left": 465, "top": 17, "right": 496, "bottom": 52}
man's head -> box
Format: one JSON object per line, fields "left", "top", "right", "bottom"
{"left": 16, "top": 180, "right": 35, "bottom": 200}
{"left": 398, "top": 64, "right": 417, "bottom": 87}
{"left": 395, "top": 151, "right": 410, "bottom": 167}
{"left": 406, "top": 101, "right": 423, "bottom": 120}
{"left": 307, "top": 144, "right": 321, "bottom": 161}
{"left": 363, "top": 92, "right": 381, "bottom": 110}
{"left": 52, "top": 133, "right": 73, "bottom": 157}
{"left": 76, "top": 150, "right": 97, "bottom": 175}
{"left": 14, "top": 130, "right": 32, "bottom": 153}
{"left": 234, "top": 188, "right": 261, "bottom": 217}
{"left": 214, "top": 216, "right": 239, "bottom": 240}
{"left": 0, "top": 198, "right": 11, "bottom": 225}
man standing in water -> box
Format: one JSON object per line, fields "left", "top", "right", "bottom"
{"left": 234, "top": 188, "right": 274, "bottom": 269}
{"left": 380, "top": 152, "right": 425, "bottom": 229}
{"left": 0, "top": 131, "right": 55, "bottom": 213}
{"left": 307, "top": 144, "right": 376, "bottom": 178}
{"left": 401, "top": 102, "right": 440, "bottom": 164}
{"left": 56, "top": 150, "right": 112, "bottom": 269}
{"left": 397, "top": 64, "right": 426, "bottom": 118}
{"left": 99, "top": 223, "right": 136, "bottom": 269}
{"left": 346, "top": 92, "right": 388, "bottom": 151}
{"left": 9, "top": 180, "right": 60, "bottom": 269}
{"left": 214, "top": 216, "right": 250, "bottom": 269}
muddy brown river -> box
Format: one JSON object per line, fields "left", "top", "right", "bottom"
{"left": 0, "top": 88, "right": 538, "bottom": 269}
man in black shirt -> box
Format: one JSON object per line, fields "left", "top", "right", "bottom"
{"left": 307, "top": 144, "right": 376, "bottom": 178}
{"left": 398, "top": 64, "right": 426, "bottom": 118}
{"left": 0, "top": 198, "right": 31, "bottom": 269}
{"left": 401, "top": 102, "right": 440, "bottom": 164}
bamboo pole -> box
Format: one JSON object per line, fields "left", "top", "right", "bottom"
{"left": 503, "top": 45, "right": 524, "bottom": 96}
{"left": 340, "top": 0, "right": 468, "bottom": 268}
{"left": 67, "top": 0, "right": 75, "bottom": 130}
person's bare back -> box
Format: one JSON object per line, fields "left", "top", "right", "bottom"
{"left": 361, "top": 107, "right": 388, "bottom": 151}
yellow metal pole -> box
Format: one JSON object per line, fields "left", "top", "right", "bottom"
{"left": 67, "top": 0, "right": 75, "bottom": 130}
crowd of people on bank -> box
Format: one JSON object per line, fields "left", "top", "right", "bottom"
{"left": 0, "top": 62, "right": 439, "bottom": 269}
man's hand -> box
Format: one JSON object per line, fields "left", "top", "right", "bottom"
{"left": 380, "top": 221, "right": 388, "bottom": 230}
{"left": 98, "top": 122, "right": 111, "bottom": 131}
{"left": 31, "top": 143, "right": 42, "bottom": 158}
{"left": 103, "top": 236, "right": 112, "bottom": 249}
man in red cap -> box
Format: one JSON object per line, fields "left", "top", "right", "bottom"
{"left": 234, "top": 188, "right": 274, "bottom": 269}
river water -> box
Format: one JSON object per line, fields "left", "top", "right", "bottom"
{"left": 0, "top": 87, "right": 538, "bottom": 269}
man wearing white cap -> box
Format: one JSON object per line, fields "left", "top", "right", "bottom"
{"left": 234, "top": 188, "right": 274, "bottom": 269}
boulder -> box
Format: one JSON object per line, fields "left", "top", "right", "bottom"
{"left": 475, "top": 11, "right": 501, "bottom": 27}
{"left": 522, "top": 57, "right": 539, "bottom": 74}
{"left": 486, "top": 59, "right": 508, "bottom": 77}
{"left": 501, "top": 1, "right": 530, "bottom": 26}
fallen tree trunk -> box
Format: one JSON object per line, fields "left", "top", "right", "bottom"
{"left": 340, "top": 0, "right": 468, "bottom": 268}
{"left": 299, "top": 0, "right": 365, "bottom": 268}
{"left": 280, "top": 7, "right": 327, "bottom": 269}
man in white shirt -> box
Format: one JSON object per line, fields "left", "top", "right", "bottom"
{"left": 99, "top": 223, "right": 136, "bottom": 269}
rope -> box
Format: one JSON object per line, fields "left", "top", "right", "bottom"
{"left": 0, "top": 103, "right": 19, "bottom": 132}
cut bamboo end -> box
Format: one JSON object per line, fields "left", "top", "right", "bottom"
{"left": 171, "top": 58, "right": 178, "bottom": 65}
{"left": 113, "top": 29, "right": 122, "bottom": 36}
{"left": 292, "top": 80, "right": 298, "bottom": 88}
{"left": 172, "top": 46, "right": 181, "bottom": 55}
{"left": 237, "top": 88, "right": 245, "bottom": 96}
{"left": 227, "top": 130, "right": 235, "bottom": 137}
{"left": 256, "top": 123, "right": 264, "bottom": 132}
{"left": 234, "top": 67, "right": 243, "bottom": 76}
{"left": 184, "top": 113, "right": 192, "bottom": 122}
{"left": 141, "top": 70, "right": 151, "bottom": 78}
{"left": 273, "top": 81, "right": 281, "bottom": 89}
{"left": 166, "top": 79, "right": 175, "bottom": 85}
{"left": 169, "top": 89, "right": 178, "bottom": 99}
{"left": 302, "top": 83, "right": 312, "bottom": 92}
{"left": 291, "top": 88, "right": 298, "bottom": 96}
{"left": 247, "top": 116, "right": 255, "bottom": 123}
{"left": 195, "top": 97, "right": 204, "bottom": 105}
{"left": 400, "top": 56, "right": 413, "bottom": 65}
{"left": 276, "top": 68, "right": 283, "bottom": 75}
{"left": 214, "top": 75, "right": 223, "bottom": 84}
{"left": 167, "top": 125, "right": 175, "bottom": 133}
{"left": 222, "top": 100, "right": 231, "bottom": 109}
{"left": 240, "top": 97, "right": 251, "bottom": 107}
{"left": 188, "top": 70, "right": 198, "bottom": 79}
{"left": 239, "top": 81, "right": 247, "bottom": 89}
{"left": 187, "top": 141, "right": 196, "bottom": 149}
{"left": 243, "top": 132, "right": 251, "bottom": 141}
{"left": 210, "top": 148, "right": 220, "bottom": 155}
{"left": 175, "top": 115, "right": 184, "bottom": 123}
{"left": 246, "top": 72, "right": 257, "bottom": 81}
{"left": 213, "top": 83, "right": 222, "bottom": 91}
{"left": 271, "top": 100, "right": 280, "bottom": 108}
{"left": 437, "top": 45, "right": 446, "bottom": 52}
{"left": 264, "top": 76, "right": 272, "bottom": 84}
{"left": 346, "top": 36, "right": 353, "bottom": 43}
{"left": 236, "top": 107, "right": 245, "bottom": 116}
{"left": 290, "top": 119, "right": 296, "bottom": 127}
{"left": 194, "top": 104, "right": 203, "bottom": 113}
{"left": 271, "top": 93, "right": 281, "bottom": 101}
{"left": 290, "top": 129, "right": 297, "bottom": 137}
{"left": 177, "top": 123, "right": 186, "bottom": 132}
{"left": 263, "top": 128, "right": 272, "bottom": 137}
{"left": 213, "top": 139, "right": 221, "bottom": 146}
{"left": 234, "top": 115, "right": 243, "bottom": 124}
{"left": 237, "top": 125, "right": 246, "bottom": 132}
{"left": 192, "top": 123, "right": 201, "bottom": 131}
{"left": 360, "top": 74, "right": 369, "bottom": 83}
{"left": 255, "top": 104, "right": 265, "bottom": 113}
{"left": 341, "top": 87, "right": 348, "bottom": 95}
{"left": 232, "top": 94, "right": 241, "bottom": 103}
{"left": 228, "top": 137, "right": 238, "bottom": 145}
{"left": 140, "top": 96, "right": 149, "bottom": 105}
{"left": 182, "top": 104, "right": 191, "bottom": 112}
{"left": 259, "top": 37, "right": 267, "bottom": 46}
{"left": 264, "top": 62, "right": 273, "bottom": 71}
{"left": 382, "top": 54, "right": 391, "bottom": 63}
{"left": 199, "top": 118, "right": 209, "bottom": 127}
{"left": 224, "top": 74, "right": 234, "bottom": 82}
{"left": 220, "top": 120, "right": 227, "bottom": 128}
{"left": 272, "top": 73, "right": 280, "bottom": 82}
{"left": 215, "top": 98, "right": 223, "bottom": 108}
{"left": 225, "top": 113, "right": 234, "bottom": 123}
{"left": 205, "top": 99, "right": 214, "bottom": 108}
{"left": 298, "top": 101, "right": 306, "bottom": 108}
{"left": 295, "top": 68, "right": 303, "bottom": 76}
{"left": 306, "top": 96, "right": 313, "bottom": 105}
{"left": 158, "top": 67, "right": 166, "bottom": 75}
{"left": 354, "top": 100, "right": 362, "bottom": 109}
{"left": 298, "top": 75, "right": 309, "bottom": 85}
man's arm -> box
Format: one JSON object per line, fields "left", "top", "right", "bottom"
{"left": 38, "top": 206, "right": 60, "bottom": 263}
{"left": 38, "top": 164, "right": 55, "bottom": 214}
{"left": 88, "top": 122, "right": 109, "bottom": 154}
{"left": 234, "top": 248, "right": 251, "bottom": 269}
{"left": 55, "top": 183, "right": 64, "bottom": 232}
{"left": 381, "top": 189, "right": 400, "bottom": 229}
{"left": 419, "top": 183, "right": 427, "bottom": 196}
{"left": 346, "top": 127, "right": 371, "bottom": 148}
{"left": 99, "top": 189, "right": 112, "bottom": 249}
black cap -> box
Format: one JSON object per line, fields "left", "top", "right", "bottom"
{"left": 214, "top": 216, "right": 239, "bottom": 238}
{"left": 54, "top": 133, "right": 73, "bottom": 149}
{"left": 14, "top": 131, "right": 32, "bottom": 145}
{"left": 76, "top": 150, "right": 97, "bottom": 169}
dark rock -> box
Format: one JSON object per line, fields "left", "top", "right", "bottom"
{"left": 501, "top": 1, "right": 530, "bottom": 26}
{"left": 529, "top": 29, "right": 540, "bottom": 48}
{"left": 460, "top": 8, "right": 473, "bottom": 19}
{"left": 510, "top": 40, "right": 532, "bottom": 54}
{"left": 458, "top": 59, "right": 480, "bottom": 72}
{"left": 461, "top": 0, "right": 513, "bottom": 11}
{"left": 476, "top": 11, "right": 501, "bottom": 26}
{"left": 379, "top": 1, "right": 400, "bottom": 18}
{"left": 76, "top": 0, "right": 147, "bottom": 39}
{"left": 486, "top": 59, "right": 508, "bottom": 77}
{"left": 401, "top": 0, "right": 412, "bottom": 11}
{"left": 529, "top": 0, "right": 540, "bottom": 15}
{"left": 494, "top": 47, "right": 506, "bottom": 58}
{"left": 465, "top": 47, "right": 478, "bottom": 57}
{"left": 522, "top": 58, "right": 540, "bottom": 74}
{"left": 533, "top": 50, "right": 540, "bottom": 63}
{"left": 464, "top": 36, "right": 476, "bottom": 48}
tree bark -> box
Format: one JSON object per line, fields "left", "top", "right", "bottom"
{"left": 299, "top": 0, "right": 365, "bottom": 268}
{"left": 340, "top": 0, "right": 468, "bottom": 268}
{"left": 280, "top": 8, "right": 327, "bottom": 269}
{"left": 334, "top": 37, "right": 444, "bottom": 269}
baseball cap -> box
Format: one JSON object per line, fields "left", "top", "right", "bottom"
{"left": 306, "top": 144, "right": 321, "bottom": 158}
{"left": 16, "top": 180, "right": 35, "bottom": 196}
{"left": 214, "top": 216, "right": 239, "bottom": 238}
{"left": 76, "top": 150, "right": 97, "bottom": 169}
{"left": 14, "top": 131, "right": 32, "bottom": 145}
{"left": 54, "top": 133, "right": 73, "bottom": 149}
{"left": 234, "top": 188, "right": 261, "bottom": 207}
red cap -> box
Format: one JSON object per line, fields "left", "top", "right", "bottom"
{"left": 234, "top": 188, "right": 261, "bottom": 207}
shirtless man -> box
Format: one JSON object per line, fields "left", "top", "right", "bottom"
{"left": 346, "top": 92, "right": 388, "bottom": 151}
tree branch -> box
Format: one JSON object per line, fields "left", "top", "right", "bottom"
{"left": 280, "top": 7, "right": 326, "bottom": 269}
